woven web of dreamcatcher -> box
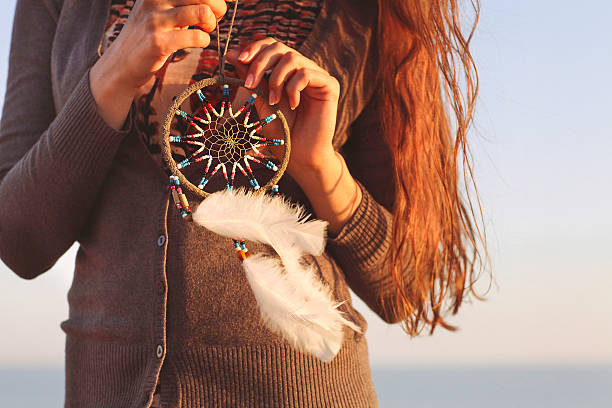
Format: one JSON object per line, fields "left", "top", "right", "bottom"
{"left": 170, "top": 86, "right": 284, "bottom": 192}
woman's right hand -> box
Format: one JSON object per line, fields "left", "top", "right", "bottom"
{"left": 90, "top": 0, "right": 228, "bottom": 130}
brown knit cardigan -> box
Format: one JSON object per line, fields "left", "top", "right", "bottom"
{"left": 0, "top": 0, "right": 404, "bottom": 407}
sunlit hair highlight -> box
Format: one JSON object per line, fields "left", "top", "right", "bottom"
{"left": 375, "top": 0, "right": 491, "bottom": 335}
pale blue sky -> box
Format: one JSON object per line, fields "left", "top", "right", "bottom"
{"left": 1, "top": 0, "right": 611, "bottom": 368}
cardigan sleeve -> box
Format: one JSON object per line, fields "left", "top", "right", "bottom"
{"left": 326, "top": 92, "right": 410, "bottom": 324}
{"left": 0, "top": 0, "right": 133, "bottom": 280}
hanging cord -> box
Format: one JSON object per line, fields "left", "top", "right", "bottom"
{"left": 217, "top": 0, "right": 239, "bottom": 81}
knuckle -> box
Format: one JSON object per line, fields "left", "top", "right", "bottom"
{"left": 280, "top": 52, "right": 293, "bottom": 64}
{"left": 200, "top": 5, "right": 216, "bottom": 30}
{"left": 286, "top": 78, "right": 299, "bottom": 92}
{"left": 194, "top": 4, "right": 205, "bottom": 21}
{"left": 149, "top": 32, "right": 166, "bottom": 55}
{"left": 286, "top": 84, "right": 298, "bottom": 94}
{"left": 296, "top": 67, "right": 309, "bottom": 80}
{"left": 286, "top": 52, "right": 300, "bottom": 64}
{"left": 271, "top": 41, "right": 285, "bottom": 52}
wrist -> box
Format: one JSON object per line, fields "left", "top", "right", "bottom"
{"left": 289, "top": 150, "right": 363, "bottom": 236}
{"left": 90, "top": 56, "right": 137, "bottom": 130}
{"left": 288, "top": 148, "right": 338, "bottom": 183}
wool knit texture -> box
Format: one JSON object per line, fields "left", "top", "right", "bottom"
{"left": 0, "top": 0, "right": 403, "bottom": 407}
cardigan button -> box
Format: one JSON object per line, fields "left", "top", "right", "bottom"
{"left": 157, "top": 235, "right": 166, "bottom": 247}
{"left": 156, "top": 344, "right": 164, "bottom": 359}
{"left": 156, "top": 280, "right": 165, "bottom": 295}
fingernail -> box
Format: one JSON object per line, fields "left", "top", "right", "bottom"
{"left": 245, "top": 74, "right": 254, "bottom": 88}
{"left": 269, "top": 90, "right": 277, "bottom": 105}
{"left": 238, "top": 50, "right": 249, "bottom": 61}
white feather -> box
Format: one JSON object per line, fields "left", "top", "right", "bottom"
{"left": 244, "top": 253, "right": 359, "bottom": 362}
{"left": 192, "top": 187, "right": 360, "bottom": 362}
{"left": 278, "top": 245, "right": 363, "bottom": 335}
{"left": 192, "top": 188, "right": 327, "bottom": 255}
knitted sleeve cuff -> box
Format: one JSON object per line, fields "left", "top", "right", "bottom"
{"left": 326, "top": 179, "right": 395, "bottom": 295}
{"left": 50, "top": 69, "right": 133, "bottom": 178}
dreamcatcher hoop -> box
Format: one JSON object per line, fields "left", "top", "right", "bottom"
{"left": 160, "top": 76, "right": 291, "bottom": 198}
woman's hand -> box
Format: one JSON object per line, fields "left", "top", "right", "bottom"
{"left": 226, "top": 38, "right": 340, "bottom": 178}
{"left": 227, "top": 38, "right": 362, "bottom": 236}
{"left": 90, "top": 0, "right": 228, "bottom": 130}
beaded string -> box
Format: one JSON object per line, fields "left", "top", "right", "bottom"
{"left": 232, "top": 238, "right": 250, "bottom": 260}
{"left": 169, "top": 175, "right": 192, "bottom": 220}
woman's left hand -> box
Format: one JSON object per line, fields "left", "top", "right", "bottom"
{"left": 227, "top": 38, "right": 362, "bottom": 236}
{"left": 226, "top": 38, "right": 340, "bottom": 179}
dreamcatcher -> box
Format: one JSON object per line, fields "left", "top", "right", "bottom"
{"left": 160, "top": 0, "right": 361, "bottom": 362}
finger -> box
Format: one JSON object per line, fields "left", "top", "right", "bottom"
{"left": 285, "top": 69, "right": 307, "bottom": 110}
{"left": 238, "top": 37, "right": 326, "bottom": 74}
{"left": 165, "top": 0, "right": 228, "bottom": 21}
{"left": 153, "top": 28, "right": 211, "bottom": 57}
{"left": 285, "top": 68, "right": 334, "bottom": 110}
{"left": 236, "top": 37, "right": 278, "bottom": 64}
{"left": 159, "top": 4, "right": 218, "bottom": 31}
{"left": 244, "top": 41, "right": 288, "bottom": 89}
{"left": 267, "top": 52, "right": 300, "bottom": 105}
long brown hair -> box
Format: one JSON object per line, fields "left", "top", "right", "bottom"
{"left": 376, "top": 0, "right": 491, "bottom": 335}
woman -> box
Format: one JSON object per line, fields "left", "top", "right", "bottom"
{"left": 0, "top": 0, "right": 487, "bottom": 406}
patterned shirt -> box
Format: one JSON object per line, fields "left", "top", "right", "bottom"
{"left": 102, "top": 0, "right": 323, "bottom": 170}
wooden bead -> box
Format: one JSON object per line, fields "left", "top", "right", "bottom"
{"left": 179, "top": 193, "right": 189, "bottom": 209}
